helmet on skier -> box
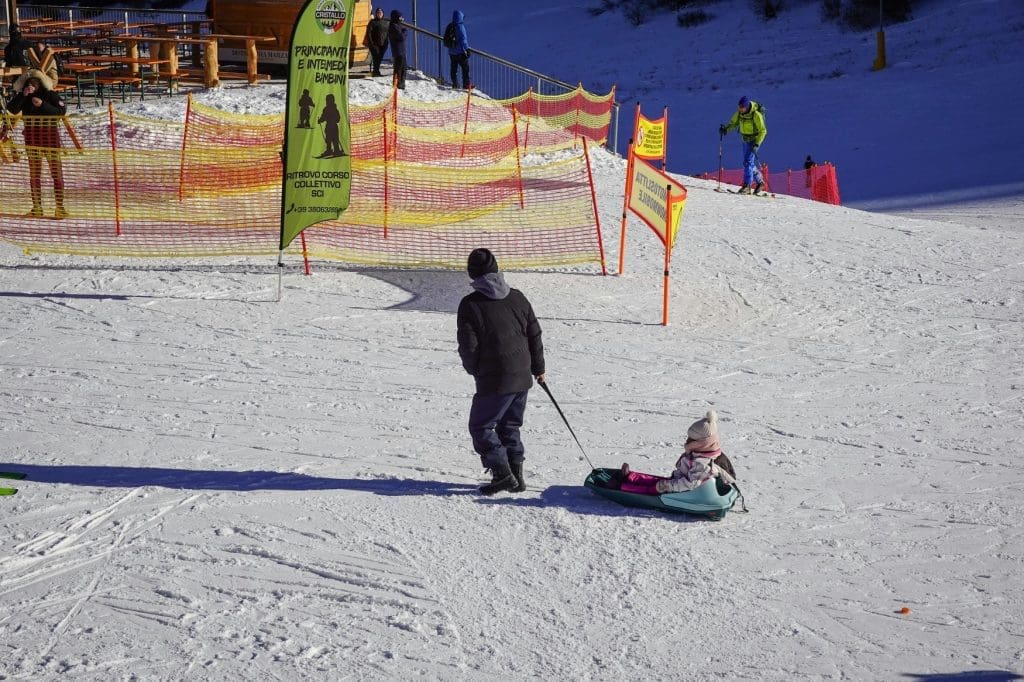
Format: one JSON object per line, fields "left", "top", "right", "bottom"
{"left": 737, "top": 96, "right": 751, "bottom": 112}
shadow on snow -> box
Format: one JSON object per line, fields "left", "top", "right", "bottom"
{"left": 1, "top": 464, "right": 697, "bottom": 519}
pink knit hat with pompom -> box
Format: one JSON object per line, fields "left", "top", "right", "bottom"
{"left": 684, "top": 410, "right": 721, "bottom": 454}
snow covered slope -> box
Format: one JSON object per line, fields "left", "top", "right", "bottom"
{"left": 2, "top": 72, "right": 1023, "bottom": 676}
{"left": 1, "top": 0, "right": 1023, "bottom": 676}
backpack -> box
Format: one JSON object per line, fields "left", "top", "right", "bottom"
{"left": 442, "top": 22, "right": 457, "bottom": 48}
{"left": 747, "top": 101, "right": 766, "bottom": 136}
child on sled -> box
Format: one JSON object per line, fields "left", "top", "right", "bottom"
{"left": 615, "top": 410, "right": 736, "bottom": 494}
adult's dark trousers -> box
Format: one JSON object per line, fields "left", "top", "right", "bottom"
{"left": 469, "top": 390, "right": 528, "bottom": 471}
{"left": 369, "top": 45, "right": 385, "bottom": 76}
{"left": 392, "top": 54, "right": 407, "bottom": 89}
{"left": 449, "top": 53, "right": 470, "bottom": 89}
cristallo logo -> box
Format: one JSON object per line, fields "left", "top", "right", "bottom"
{"left": 314, "top": 0, "right": 348, "bottom": 34}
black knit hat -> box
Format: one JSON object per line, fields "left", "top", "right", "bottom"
{"left": 467, "top": 248, "right": 499, "bottom": 279}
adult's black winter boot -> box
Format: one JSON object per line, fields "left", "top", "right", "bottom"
{"left": 479, "top": 467, "right": 517, "bottom": 496}
{"left": 509, "top": 462, "right": 526, "bottom": 493}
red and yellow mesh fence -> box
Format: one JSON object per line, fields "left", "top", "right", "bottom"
{"left": 0, "top": 85, "right": 613, "bottom": 269}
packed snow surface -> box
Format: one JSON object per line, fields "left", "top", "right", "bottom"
{"left": 1, "top": 0, "right": 1022, "bottom": 678}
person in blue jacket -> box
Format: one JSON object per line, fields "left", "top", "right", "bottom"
{"left": 447, "top": 10, "right": 471, "bottom": 90}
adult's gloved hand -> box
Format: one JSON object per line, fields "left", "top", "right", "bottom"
{"left": 718, "top": 125, "right": 727, "bottom": 137}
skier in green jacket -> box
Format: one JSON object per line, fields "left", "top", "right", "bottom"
{"left": 719, "top": 96, "right": 766, "bottom": 194}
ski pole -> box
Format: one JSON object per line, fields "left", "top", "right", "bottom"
{"left": 717, "top": 130, "right": 724, "bottom": 191}
{"left": 537, "top": 379, "right": 596, "bottom": 470}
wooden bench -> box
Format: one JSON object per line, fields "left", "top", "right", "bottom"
{"left": 175, "top": 67, "right": 272, "bottom": 84}
{"left": 93, "top": 74, "right": 144, "bottom": 103}
{"left": 53, "top": 78, "right": 84, "bottom": 109}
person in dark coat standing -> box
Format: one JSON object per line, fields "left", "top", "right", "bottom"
{"left": 3, "top": 24, "right": 31, "bottom": 68}
{"left": 387, "top": 9, "right": 407, "bottom": 90}
{"left": 363, "top": 7, "right": 389, "bottom": 78}
{"left": 447, "top": 10, "right": 470, "bottom": 90}
{"left": 457, "top": 248, "right": 545, "bottom": 495}
{"left": 6, "top": 69, "right": 67, "bottom": 218}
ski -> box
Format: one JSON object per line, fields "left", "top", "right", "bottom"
{"left": 0, "top": 487, "right": 17, "bottom": 496}
{"left": 724, "top": 189, "right": 775, "bottom": 198}
{"left": 712, "top": 187, "right": 775, "bottom": 198}
{"left": 0, "top": 472, "right": 27, "bottom": 480}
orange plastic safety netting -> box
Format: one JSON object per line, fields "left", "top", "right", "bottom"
{"left": 0, "top": 86, "right": 612, "bottom": 270}
{"left": 698, "top": 163, "right": 842, "bottom": 205}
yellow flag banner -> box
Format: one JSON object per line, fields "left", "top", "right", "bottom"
{"left": 633, "top": 110, "right": 667, "bottom": 162}
{"left": 280, "top": 0, "right": 355, "bottom": 250}
{"left": 627, "top": 156, "right": 687, "bottom": 247}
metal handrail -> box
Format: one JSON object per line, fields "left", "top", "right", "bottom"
{"left": 405, "top": 24, "right": 576, "bottom": 92}
{"left": 404, "top": 23, "right": 619, "bottom": 153}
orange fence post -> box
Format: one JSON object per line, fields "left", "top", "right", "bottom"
{"left": 522, "top": 86, "right": 533, "bottom": 151}
{"left": 460, "top": 86, "right": 472, "bottom": 158}
{"left": 661, "top": 105, "right": 669, "bottom": 171}
{"left": 382, "top": 111, "right": 389, "bottom": 239}
{"left": 108, "top": 103, "right": 121, "bottom": 237}
{"left": 391, "top": 82, "right": 399, "bottom": 161}
{"left": 661, "top": 183, "right": 673, "bottom": 326}
{"left": 512, "top": 109, "right": 525, "bottom": 210}
{"left": 300, "top": 231, "right": 311, "bottom": 275}
{"left": 617, "top": 139, "right": 635, "bottom": 276}
{"left": 574, "top": 82, "right": 582, "bottom": 148}
{"left": 178, "top": 92, "right": 192, "bottom": 201}
{"left": 582, "top": 137, "right": 607, "bottom": 275}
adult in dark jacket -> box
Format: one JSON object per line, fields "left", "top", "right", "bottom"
{"left": 387, "top": 10, "right": 407, "bottom": 89}
{"left": 363, "top": 7, "right": 389, "bottom": 78}
{"left": 6, "top": 69, "right": 68, "bottom": 218}
{"left": 3, "top": 24, "right": 31, "bottom": 68}
{"left": 447, "top": 10, "right": 470, "bottom": 90}
{"left": 457, "top": 248, "right": 545, "bottom": 495}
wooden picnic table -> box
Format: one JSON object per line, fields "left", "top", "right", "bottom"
{"left": 14, "top": 18, "right": 57, "bottom": 28}
{"left": 110, "top": 33, "right": 274, "bottom": 88}
{"left": 61, "top": 62, "right": 107, "bottom": 74}
{"left": 42, "top": 46, "right": 81, "bottom": 55}
{"left": 68, "top": 54, "right": 171, "bottom": 80}
{"left": 21, "top": 21, "right": 120, "bottom": 36}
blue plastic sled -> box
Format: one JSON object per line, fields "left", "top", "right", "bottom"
{"left": 584, "top": 467, "right": 738, "bottom": 520}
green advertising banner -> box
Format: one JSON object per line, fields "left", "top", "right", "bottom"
{"left": 280, "top": 0, "right": 355, "bottom": 251}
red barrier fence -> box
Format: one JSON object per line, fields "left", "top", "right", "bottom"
{"left": 698, "top": 163, "right": 842, "bottom": 205}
